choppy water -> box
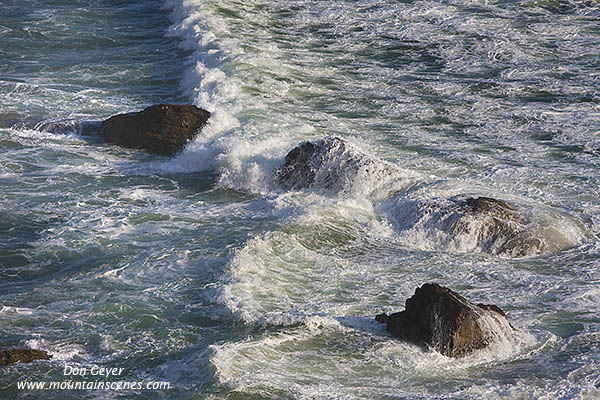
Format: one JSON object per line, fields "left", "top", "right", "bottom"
{"left": 1, "top": 0, "right": 600, "bottom": 398}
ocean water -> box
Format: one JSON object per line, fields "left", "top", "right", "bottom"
{"left": 1, "top": 0, "right": 600, "bottom": 398}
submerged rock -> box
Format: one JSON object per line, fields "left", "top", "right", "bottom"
{"left": 277, "top": 136, "right": 393, "bottom": 192}
{"left": 376, "top": 283, "right": 513, "bottom": 358}
{"left": 101, "top": 104, "right": 210, "bottom": 156}
{"left": 449, "top": 196, "right": 528, "bottom": 254}
{"left": 279, "top": 138, "right": 576, "bottom": 257}
{"left": 0, "top": 348, "right": 52, "bottom": 365}
{"left": 37, "top": 120, "right": 102, "bottom": 136}
{"left": 385, "top": 195, "right": 533, "bottom": 256}
{"left": 456, "top": 197, "right": 523, "bottom": 229}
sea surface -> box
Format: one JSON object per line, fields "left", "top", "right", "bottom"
{"left": 1, "top": 0, "right": 600, "bottom": 398}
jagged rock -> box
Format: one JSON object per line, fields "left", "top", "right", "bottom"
{"left": 276, "top": 136, "right": 391, "bottom": 191}
{"left": 101, "top": 104, "right": 210, "bottom": 156}
{"left": 277, "top": 141, "right": 320, "bottom": 189}
{"left": 0, "top": 349, "right": 52, "bottom": 365}
{"left": 376, "top": 283, "right": 513, "bottom": 358}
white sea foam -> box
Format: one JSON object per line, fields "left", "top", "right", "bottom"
{"left": 159, "top": 0, "right": 590, "bottom": 258}
{"left": 24, "top": 338, "right": 88, "bottom": 362}
{"left": 214, "top": 202, "right": 398, "bottom": 325}
{"left": 209, "top": 308, "right": 537, "bottom": 399}
{"left": 161, "top": 0, "right": 316, "bottom": 192}
{"left": 0, "top": 306, "right": 35, "bottom": 316}
{"left": 379, "top": 191, "right": 588, "bottom": 257}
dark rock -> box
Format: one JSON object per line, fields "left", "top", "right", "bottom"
{"left": 277, "top": 136, "right": 391, "bottom": 191}
{"left": 457, "top": 197, "right": 524, "bottom": 231}
{"left": 464, "top": 197, "right": 514, "bottom": 214}
{"left": 101, "top": 104, "right": 210, "bottom": 156}
{"left": 376, "top": 283, "right": 513, "bottom": 358}
{"left": 277, "top": 141, "right": 319, "bottom": 189}
{"left": 375, "top": 313, "right": 389, "bottom": 323}
{"left": 477, "top": 303, "right": 507, "bottom": 317}
{"left": 449, "top": 196, "right": 528, "bottom": 255}
{"left": 0, "top": 349, "right": 52, "bottom": 365}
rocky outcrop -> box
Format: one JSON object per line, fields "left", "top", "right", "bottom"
{"left": 101, "top": 104, "right": 210, "bottom": 156}
{"left": 385, "top": 195, "right": 531, "bottom": 256}
{"left": 277, "top": 140, "right": 320, "bottom": 189}
{"left": 448, "top": 196, "right": 528, "bottom": 254}
{"left": 376, "top": 283, "right": 513, "bottom": 358}
{"left": 276, "top": 136, "right": 392, "bottom": 191}
{"left": 0, "top": 349, "right": 52, "bottom": 365}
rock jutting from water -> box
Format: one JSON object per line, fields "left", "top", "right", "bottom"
{"left": 376, "top": 283, "right": 514, "bottom": 358}
{"left": 446, "top": 196, "right": 530, "bottom": 255}
{"left": 278, "top": 138, "right": 571, "bottom": 257}
{"left": 277, "top": 140, "right": 320, "bottom": 190}
{"left": 0, "top": 348, "right": 52, "bottom": 365}
{"left": 382, "top": 194, "right": 538, "bottom": 256}
{"left": 101, "top": 104, "right": 210, "bottom": 156}
{"left": 276, "top": 136, "right": 394, "bottom": 192}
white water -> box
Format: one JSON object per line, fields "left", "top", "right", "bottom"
{"left": 159, "top": 0, "right": 600, "bottom": 397}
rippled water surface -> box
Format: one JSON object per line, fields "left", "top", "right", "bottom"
{"left": 1, "top": 0, "right": 600, "bottom": 398}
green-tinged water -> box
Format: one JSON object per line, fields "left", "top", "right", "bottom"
{"left": 0, "top": 0, "right": 188, "bottom": 126}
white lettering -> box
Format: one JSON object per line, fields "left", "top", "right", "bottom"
{"left": 90, "top": 366, "right": 124, "bottom": 376}
{"left": 63, "top": 365, "right": 86, "bottom": 376}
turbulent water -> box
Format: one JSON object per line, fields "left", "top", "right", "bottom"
{"left": 1, "top": 0, "right": 600, "bottom": 398}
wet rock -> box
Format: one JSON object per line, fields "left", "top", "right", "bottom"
{"left": 385, "top": 195, "right": 530, "bottom": 256}
{"left": 0, "top": 349, "right": 52, "bottom": 365}
{"left": 37, "top": 120, "right": 102, "bottom": 136}
{"left": 457, "top": 197, "right": 523, "bottom": 228}
{"left": 277, "top": 140, "right": 320, "bottom": 189}
{"left": 101, "top": 104, "right": 210, "bottom": 156}
{"left": 477, "top": 303, "right": 507, "bottom": 317}
{"left": 277, "top": 136, "right": 391, "bottom": 191}
{"left": 376, "top": 283, "right": 513, "bottom": 358}
{"left": 449, "top": 196, "right": 529, "bottom": 255}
